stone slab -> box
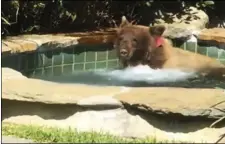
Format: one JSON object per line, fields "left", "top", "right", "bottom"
{"left": 2, "top": 68, "right": 225, "bottom": 143}
{"left": 114, "top": 87, "right": 225, "bottom": 118}
{"left": 2, "top": 34, "right": 79, "bottom": 54}
{"left": 1, "top": 32, "right": 115, "bottom": 54}
{"left": 2, "top": 78, "right": 124, "bottom": 106}
{"left": 2, "top": 67, "right": 27, "bottom": 82}
{"left": 2, "top": 68, "right": 225, "bottom": 118}
{"left": 198, "top": 28, "right": 225, "bottom": 43}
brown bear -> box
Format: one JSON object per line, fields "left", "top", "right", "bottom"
{"left": 114, "top": 16, "right": 225, "bottom": 79}
{"left": 113, "top": 16, "right": 153, "bottom": 68}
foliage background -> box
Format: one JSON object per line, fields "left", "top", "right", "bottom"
{"left": 2, "top": 0, "right": 225, "bottom": 37}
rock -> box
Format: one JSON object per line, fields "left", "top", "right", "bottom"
{"left": 2, "top": 73, "right": 225, "bottom": 118}
{"left": 2, "top": 78, "right": 125, "bottom": 105}
{"left": 2, "top": 100, "right": 225, "bottom": 143}
{"left": 2, "top": 67, "right": 27, "bottom": 82}
{"left": 197, "top": 28, "right": 225, "bottom": 44}
{"left": 115, "top": 87, "right": 225, "bottom": 118}
{"left": 153, "top": 6, "right": 209, "bottom": 39}
{"left": 2, "top": 69, "right": 225, "bottom": 143}
{"left": 77, "top": 96, "right": 123, "bottom": 108}
{"left": 163, "top": 26, "right": 199, "bottom": 40}
{"left": 2, "top": 39, "right": 38, "bottom": 53}
{"left": 2, "top": 35, "right": 79, "bottom": 54}
{"left": 1, "top": 31, "right": 116, "bottom": 54}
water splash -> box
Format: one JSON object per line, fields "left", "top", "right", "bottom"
{"left": 95, "top": 65, "right": 197, "bottom": 84}
{"left": 34, "top": 65, "right": 224, "bottom": 88}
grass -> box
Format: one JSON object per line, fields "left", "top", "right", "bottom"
{"left": 3, "top": 122, "right": 164, "bottom": 143}
{"left": 2, "top": 122, "right": 191, "bottom": 143}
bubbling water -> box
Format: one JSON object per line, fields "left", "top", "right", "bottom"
{"left": 35, "top": 65, "right": 202, "bottom": 87}
{"left": 95, "top": 65, "right": 197, "bottom": 84}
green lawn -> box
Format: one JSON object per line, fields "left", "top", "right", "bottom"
{"left": 2, "top": 122, "right": 183, "bottom": 143}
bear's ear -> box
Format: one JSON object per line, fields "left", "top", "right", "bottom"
{"left": 149, "top": 25, "right": 166, "bottom": 47}
{"left": 149, "top": 25, "right": 166, "bottom": 37}
{"left": 119, "top": 16, "right": 131, "bottom": 28}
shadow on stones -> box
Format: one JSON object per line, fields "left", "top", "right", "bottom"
{"left": 2, "top": 99, "right": 119, "bottom": 121}
{"left": 123, "top": 103, "right": 225, "bottom": 133}
{"left": 2, "top": 99, "right": 225, "bottom": 134}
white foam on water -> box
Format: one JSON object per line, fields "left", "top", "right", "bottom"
{"left": 95, "top": 65, "right": 197, "bottom": 84}
{"left": 36, "top": 65, "right": 199, "bottom": 86}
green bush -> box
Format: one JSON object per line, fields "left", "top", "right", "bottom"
{"left": 1, "top": 0, "right": 224, "bottom": 37}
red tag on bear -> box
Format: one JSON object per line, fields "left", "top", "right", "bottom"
{"left": 155, "top": 37, "right": 163, "bottom": 47}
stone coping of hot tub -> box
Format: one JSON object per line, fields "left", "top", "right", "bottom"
{"left": 2, "top": 27, "right": 225, "bottom": 54}
{"left": 3, "top": 67, "right": 225, "bottom": 119}
{"left": 3, "top": 67, "right": 225, "bottom": 143}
